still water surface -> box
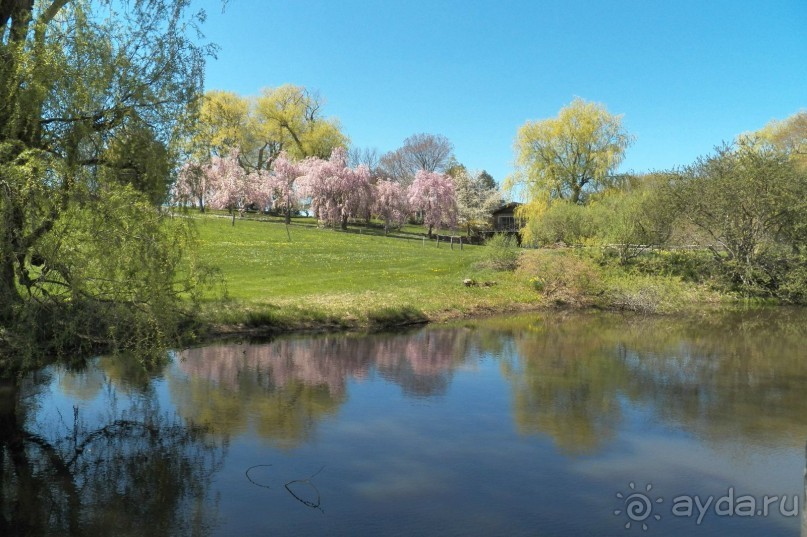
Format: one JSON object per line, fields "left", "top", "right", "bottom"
{"left": 3, "top": 309, "right": 806, "bottom": 536}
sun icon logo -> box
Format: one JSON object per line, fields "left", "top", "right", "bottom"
{"left": 614, "top": 482, "right": 663, "bottom": 531}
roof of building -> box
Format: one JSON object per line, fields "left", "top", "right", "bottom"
{"left": 491, "top": 201, "right": 523, "bottom": 215}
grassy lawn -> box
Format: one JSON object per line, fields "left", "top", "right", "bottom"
{"left": 190, "top": 213, "right": 539, "bottom": 332}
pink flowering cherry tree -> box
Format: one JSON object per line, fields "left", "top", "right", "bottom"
{"left": 207, "top": 149, "right": 272, "bottom": 225}
{"left": 173, "top": 160, "right": 211, "bottom": 212}
{"left": 407, "top": 169, "right": 457, "bottom": 238}
{"left": 373, "top": 179, "right": 410, "bottom": 234}
{"left": 299, "top": 147, "right": 373, "bottom": 230}
{"left": 268, "top": 151, "right": 304, "bottom": 225}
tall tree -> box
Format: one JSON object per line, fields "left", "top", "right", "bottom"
{"left": 268, "top": 151, "right": 304, "bottom": 225}
{"left": 298, "top": 148, "right": 372, "bottom": 230}
{"left": 0, "top": 0, "right": 209, "bottom": 346}
{"left": 193, "top": 90, "right": 251, "bottom": 160}
{"left": 449, "top": 165, "right": 503, "bottom": 236}
{"left": 510, "top": 98, "right": 633, "bottom": 205}
{"left": 407, "top": 170, "right": 457, "bottom": 238}
{"left": 206, "top": 150, "right": 272, "bottom": 225}
{"left": 668, "top": 140, "right": 807, "bottom": 297}
{"left": 249, "top": 85, "right": 347, "bottom": 171}
{"left": 749, "top": 110, "right": 807, "bottom": 171}
{"left": 373, "top": 180, "right": 409, "bottom": 234}
{"left": 379, "top": 133, "right": 454, "bottom": 187}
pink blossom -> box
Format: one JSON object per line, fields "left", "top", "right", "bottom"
{"left": 206, "top": 149, "right": 272, "bottom": 223}
{"left": 298, "top": 148, "right": 373, "bottom": 229}
{"left": 407, "top": 169, "right": 457, "bottom": 237}
{"left": 373, "top": 179, "right": 410, "bottom": 233}
{"left": 173, "top": 160, "right": 211, "bottom": 211}
{"left": 267, "top": 151, "right": 305, "bottom": 223}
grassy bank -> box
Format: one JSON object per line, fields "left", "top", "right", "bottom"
{"left": 188, "top": 214, "right": 734, "bottom": 337}
{"left": 190, "top": 214, "right": 539, "bottom": 334}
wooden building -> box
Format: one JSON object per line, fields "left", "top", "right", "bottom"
{"left": 491, "top": 202, "right": 523, "bottom": 232}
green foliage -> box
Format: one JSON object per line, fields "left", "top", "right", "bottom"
{"left": 588, "top": 176, "right": 675, "bottom": 263}
{"left": 510, "top": 97, "right": 634, "bottom": 206}
{"left": 0, "top": 0, "right": 210, "bottom": 357}
{"left": 480, "top": 233, "right": 521, "bottom": 271}
{"left": 523, "top": 200, "right": 592, "bottom": 245}
{"left": 520, "top": 174, "right": 675, "bottom": 256}
{"left": 518, "top": 249, "right": 710, "bottom": 313}
{"left": 6, "top": 184, "right": 208, "bottom": 358}
{"left": 747, "top": 110, "right": 806, "bottom": 172}
{"left": 667, "top": 140, "right": 807, "bottom": 300}
{"left": 101, "top": 125, "right": 173, "bottom": 205}
{"left": 630, "top": 249, "right": 716, "bottom": 283}
{"left": 192, "top": 85, "right": 349, "bottom": 171}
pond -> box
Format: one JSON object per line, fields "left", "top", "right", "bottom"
{"left": 2, "top": 309, "right": 806, "bottom": 536}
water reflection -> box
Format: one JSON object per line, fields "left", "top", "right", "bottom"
{"left": 168, "top": 329, "right": 474, "bottom": 448}
{"left": 167, "top": 310, "right": 807, "bottom": 455}
{"left": 476, "top": 309, "right": 807, "bottom": 453}
{"left": 0, "top": 361, "right": 224, "bottom": 536}
{"left": 3, "top": 309, "right": 806, "bottom": 536}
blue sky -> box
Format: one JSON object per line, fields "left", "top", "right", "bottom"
{"left": 197, "top": 0, "right": 805, "bottom": 189}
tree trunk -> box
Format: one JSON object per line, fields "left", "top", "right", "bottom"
{"left": 341, "top": 214, "right": 348, "bottom": 231}
{"left": 0, "top": 242, "right": 21, "bottom": 322}
{"left": 428, "top": 224, "right": 433, "bottom": 239}
{"left": 285, "top": 199, "right": 291, "bottom": 225}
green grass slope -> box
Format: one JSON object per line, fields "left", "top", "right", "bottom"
{"left": 191, "top": 215, "right": 538, "bottom": 333}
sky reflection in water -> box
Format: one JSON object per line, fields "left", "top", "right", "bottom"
{"left": 6, "top": 309, "right": 807, "bottom": 536}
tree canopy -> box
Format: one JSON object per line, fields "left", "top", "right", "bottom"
{"left": 379, "top": 133, "right": 455, "bottom": 187}
{"left": 747, "top": 110, "right": 807, "bottom": 171}
{"left": 189, "top": 85, "right": 348, "bottom": 173}
{"left": 0, "top": 0, "right": 211, "bottom": 356}
{"left": 510, "top": 98, "right": 633, "bottom": 205}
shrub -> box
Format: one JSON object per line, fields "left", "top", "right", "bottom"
{"left": 480, "top": 233, "right": 521, "bottom": 271}
{"left": 523, "top": 201, "right": 592, "bottom": 246}
{"left": 517, "top": 250, "right": 604, "bottom": 306}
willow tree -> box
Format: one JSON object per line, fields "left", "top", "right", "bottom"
{"left": 0, "top": 0, "right": 210, "bottom": 354}
{"left": 250, "top": 84, "right": 348, "bottom": 169}
{"left": 750, "top": 110, "right": 807, "bottom": 171}
{"left": 510, "top": 98, "right": 633, "bottom": 206}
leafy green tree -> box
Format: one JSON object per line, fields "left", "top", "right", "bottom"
{"left": 193, "top": 90, "right": 252, "bottom": 160}
{"left": 101, "top": 124, "right": 173, "bottom": 205}
{"left": 510, "top": 98, "right": 634, "bottom": 205}
{"left": 669, "top": 140, "right": 807, "bottom": 298}
{"left": 0, "top": 0, "right": 210, "bottom": 351}
{"left": 250, "top": 85, "right": 348, "bottom": 170}
{"left": 749, "top": 110, "right": 806, "bottom": 171}
{"left": 588, "top": 175, "right": 676, "bottom": 263}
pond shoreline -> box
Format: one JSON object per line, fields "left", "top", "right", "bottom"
{"left": 193, "top": 298, "right": 769, "bottom": 344}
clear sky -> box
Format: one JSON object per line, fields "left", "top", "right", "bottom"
{"left": 197, "top": 0, "right": 806, "bottom": 189}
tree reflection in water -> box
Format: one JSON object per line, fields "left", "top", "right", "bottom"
{"left": 3, "top": 310, "right": 807, "bottom": 535}
{"left": 0, "top": 359, "right": 224, "bottom": 537}
{"left": 490, "top": 309, "right": 807, "bottom": 454}
{"left": 170, "top": 329, "right": 475, "bottom": 447}
{"left": 169, "top": 310, "right": 807, "bottom": 456}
